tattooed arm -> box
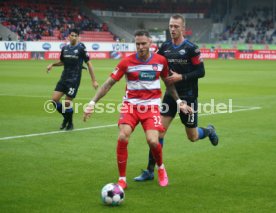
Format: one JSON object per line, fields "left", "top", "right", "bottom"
{"left": 90, "top": 77, "right": 116, "bottom": 103}
{"left": 83, "top": 77, "right": 117, "bottom": 121}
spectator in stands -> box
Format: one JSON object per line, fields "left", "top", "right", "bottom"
{"left": 219, "top": 6, "right": 275, "bottom": 44}
{"left": 113, "top": 34, "right": 120, "bottom": 42}
{"left": 101, "top": 22, "right": 108, "bottom": 31}
{"left": 2, "top": 2, "right": 111, "bottom": 41}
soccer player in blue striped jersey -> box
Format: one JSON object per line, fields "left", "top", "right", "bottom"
{"left": 46, "top": 29, "right": 98, "bottom": 130}
{"left": 134, "top": 14, "right": 219, "bottom": 181}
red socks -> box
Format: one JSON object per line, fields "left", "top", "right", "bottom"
{"left": 117, "top": 140, "right": 162, "bottom": 176}
{"left": 116, "top": 140, "right": 128, "bottom": 177}
{"left": 150, "top": 143, "right": 163, "bottom": 167}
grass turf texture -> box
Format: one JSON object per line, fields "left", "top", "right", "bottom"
{"left": 0, "top": 59, "right": 275, "bottom": 212}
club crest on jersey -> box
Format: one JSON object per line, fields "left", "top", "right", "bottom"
{"left": 152, "top": 64, "right": 158, "bottom": 71}
{"left": 179, "top": 49, "right": 186, "bottom": 55}
{"left": 139, "top": 71, "right": 156, "bottom": 81}
{"left": 74, "top": 49, "right": 79, "bottom": 54}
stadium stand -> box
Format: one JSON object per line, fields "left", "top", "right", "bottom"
{"left": 1, "top": 0, "right": 274, "bottom": 44}
{"left": 218, "top": 6, "right": 276, "bottom": 44}
{"left": 0, "top": 0, "right": 115, "bottom": 42}
{"left": 87, "top": 0, "right": 211, "bottom": 15}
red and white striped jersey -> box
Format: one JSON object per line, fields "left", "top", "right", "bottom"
{"left": 110, "top": 53, "right": 169, "bottom": 106}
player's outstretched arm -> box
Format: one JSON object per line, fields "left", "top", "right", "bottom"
{"left": 83, "top": 77, "right": 117, "bottom": 121}
{"left": 46, "top": 61, "right": 64, "bottom": 73}
{"left": 86, "top": 61, "right": 99, "bottom": 89}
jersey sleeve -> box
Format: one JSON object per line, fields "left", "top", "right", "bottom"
{"left": 80, "top": 43, "right": 90, "bottom": 63}
{"left": 60, "top": 47, "right": 65, "bottom": 62}
{"left": 110, "top": 59, "right": 127, "bottom": 81}
{"left": 156, "top": 43, "right": 165, "bottom": 56}
{"left": 184, "top": 45, "right": 205, "bottom": 81}
{"left": 189, "top": 45, "right": 203, "bottom": 65}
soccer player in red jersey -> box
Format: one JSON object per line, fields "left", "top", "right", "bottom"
{"left": 135, "top": 15, "right": 219, "bottom": 182}
{"left": 83, "top": 30, "right": 193, "bottom": 189}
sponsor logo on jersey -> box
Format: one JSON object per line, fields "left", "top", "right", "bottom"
{"left": 139, "top": 71, "right": 156, "bottom": 81}
{"left": 63, "top": 55, "right": 79, "bottom": 59}
{"left": 168, "top": 59, "right": 188, "bottom": 64}
{"left": 179, "top": 49, "right": 186, "bottom": 55}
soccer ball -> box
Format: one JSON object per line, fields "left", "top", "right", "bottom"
{"left": 101, "top": 183, "right": 125, "bottom": 206}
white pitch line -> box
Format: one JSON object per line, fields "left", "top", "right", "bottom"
{"left": 0, "top": 94, "right": 122, "bottom": 102}
{"left": 0, "top": 124, "right": 117, "bottom": 141}
{"left": 0, "top": 94, "right": 263, "bottom": 107}
{"left": 198, "top": 106, "right": 262, "bottom": 116}
{"left": 0, "top": 106, "right": 261, "bottom": 141}
{"left": 0, "top": 93, "right": 264, "bottom": 106}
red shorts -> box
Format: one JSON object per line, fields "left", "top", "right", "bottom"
{"left": 118, "top": 103, "right": 164, "bottom": 132}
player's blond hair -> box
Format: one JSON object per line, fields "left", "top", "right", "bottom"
{"left": 170, "top": 14, "right": 185, "bottom": 28}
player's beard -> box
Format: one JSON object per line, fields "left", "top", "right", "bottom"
{"left": 138, "top": 50, "right": 149, "bottom": 61}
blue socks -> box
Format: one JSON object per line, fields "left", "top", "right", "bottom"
{"left": 159, "top": 138, "right": 164, "bottom": 147}
{"left": 197, "top": 127, "right": 209, "bottom": 140}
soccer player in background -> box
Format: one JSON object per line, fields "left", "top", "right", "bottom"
{"left": 83, "top": 30, "right": 193, "bottom": 189}
{"left": 46, "top": 28, "right": 98, "bottom": 130}
{"left": 134, "top": 14, "right": 219, "bottom": 181}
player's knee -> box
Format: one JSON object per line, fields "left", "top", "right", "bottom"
{"left": 147, "top": 139, "right": 158, "bottom": 148}
{"left": 118, "top": 132, "right": 130, "bottom": 142}
{"left": 159, "top": 130, "right": 167, "bottom": 139}
{"left": 64, "top": 100, "right": 72, "bottom": 108}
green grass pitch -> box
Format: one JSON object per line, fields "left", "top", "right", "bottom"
{"left": 0, "top": 59, "right": 276, "bottom": 212}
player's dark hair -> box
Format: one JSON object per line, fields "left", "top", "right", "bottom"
{"left": 171, "top": 14, "right": 185, "bottom": 26}
{"left": 69, "top": 28, "right": 79, "bottom": 35}
{"left": 134, "top": 30, "right": 150, "bottom": 38}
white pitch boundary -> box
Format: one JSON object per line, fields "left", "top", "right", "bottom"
{"left": 0, "top": 106, "right": 261, "bottom": 141}
{"left": 0, "top": 94, "right": 261, "bottom": 107}
{"left": 0, "top": 94, "right": 121, "bottom": 102}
